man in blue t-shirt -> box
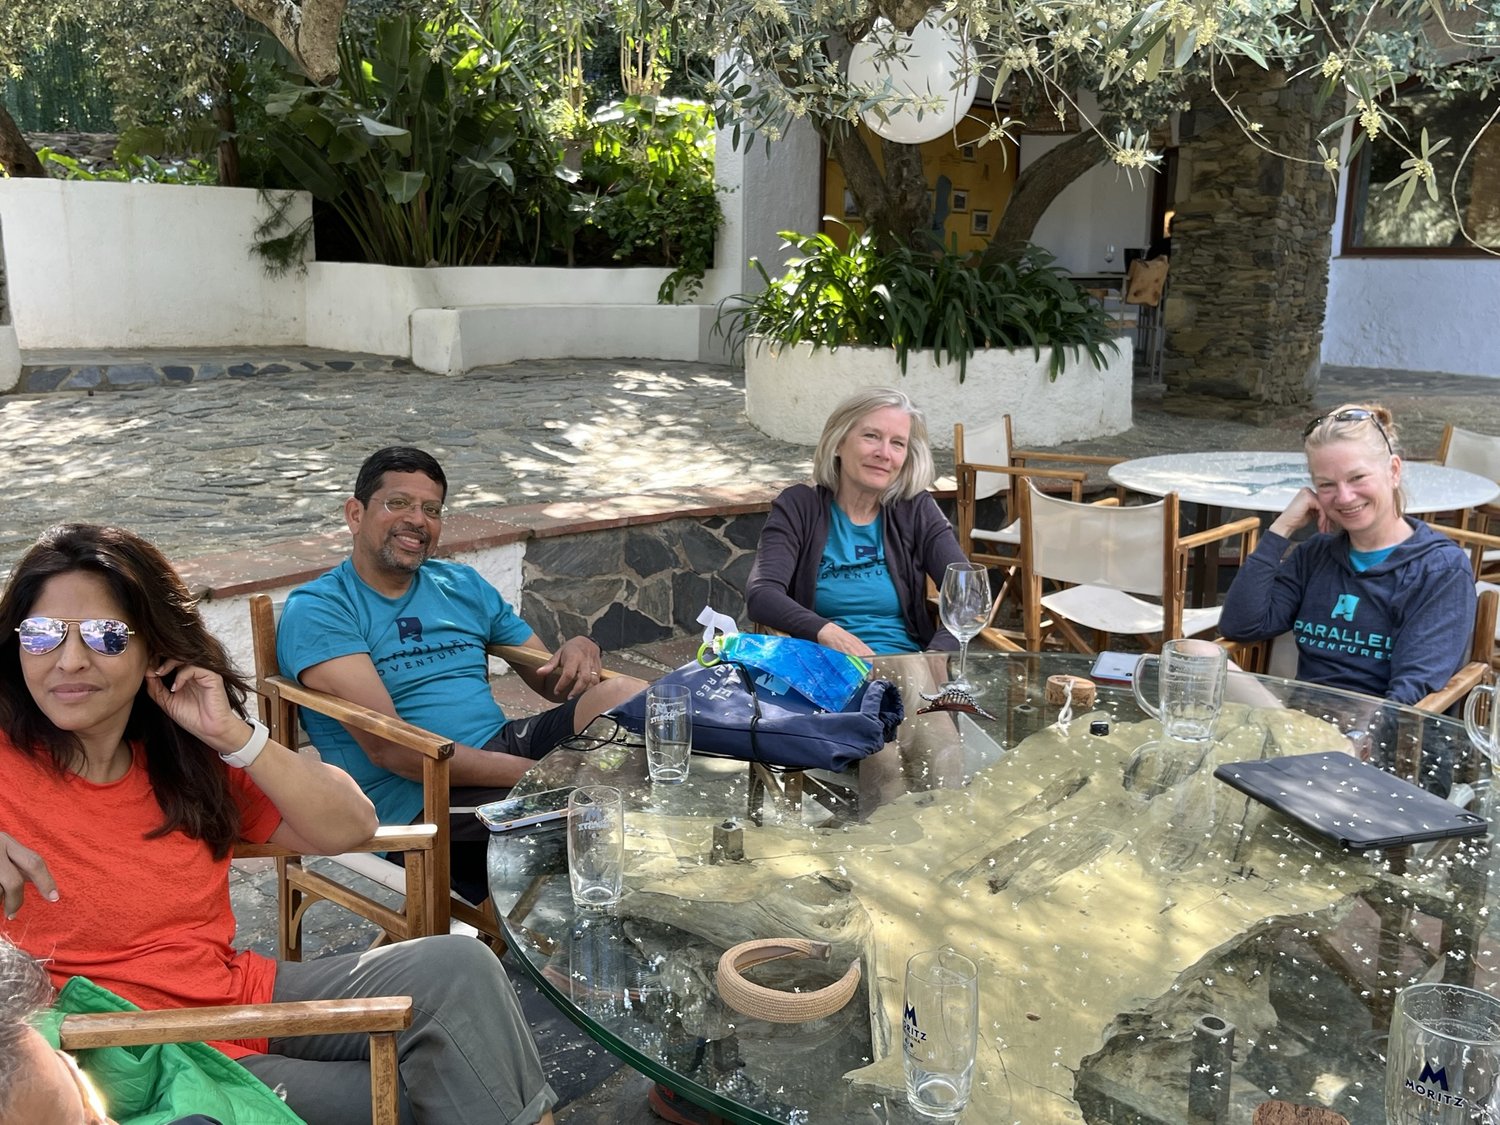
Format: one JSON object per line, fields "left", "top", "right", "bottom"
{"left": 278, "top": 446, "right": 644, "bottom": 902}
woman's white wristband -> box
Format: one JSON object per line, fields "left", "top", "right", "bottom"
{"left": 220, "top": 717, "right": 269, "bottom": 769}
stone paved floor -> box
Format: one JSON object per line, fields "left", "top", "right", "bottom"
{"left": 6, "top": 351, "right": 1500, "bottom": 578}
{"left": 0, "top": 357, "right": 809, "bottom": 575}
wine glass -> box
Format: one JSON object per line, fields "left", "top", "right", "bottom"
{"left": 939, "top": 562, "right": 992, "bottom": 694}
{"left": 1104, "top": 243, "right": 1117, "bottom": 267}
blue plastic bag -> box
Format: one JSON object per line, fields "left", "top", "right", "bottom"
{"left": 698, "top": 633, "right": 871, "bottom": 713}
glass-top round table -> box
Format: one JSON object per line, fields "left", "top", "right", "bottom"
{"left": 487, "top": 651, "right": 1494, "bottom": 1124}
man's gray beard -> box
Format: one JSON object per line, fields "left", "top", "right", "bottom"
{"left": 378, "top": 539, "right": 428, "bottom": 572}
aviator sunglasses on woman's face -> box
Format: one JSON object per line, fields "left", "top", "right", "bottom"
{"left": 14, "top": 617, "right": 135, "bottom": 656}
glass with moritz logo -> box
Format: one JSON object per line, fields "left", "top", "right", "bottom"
{"left": 1385, "top": 982, "right": 1500, "bottom": 1124}
{"left": 903, "top": 947, "right": 978, "bottom": 1118}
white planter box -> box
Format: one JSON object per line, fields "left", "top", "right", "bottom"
{"left": 744, "top": 337, "right": 1134, "bottom": 449}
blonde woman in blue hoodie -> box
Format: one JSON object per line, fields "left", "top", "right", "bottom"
{"left": 1219, "top": 403, "right": 1476, "bottom": 705}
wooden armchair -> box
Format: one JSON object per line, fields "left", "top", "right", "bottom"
{"left": 1413, "top": 588, "right": 1499, "bottom": 713}
{"left": 248, "top": 593, "right": 495, "bottom": 959}
{"left": 1017, "top": 480, "right": 1259, "bottom": 654}
{"left": 1436, "top": 422, "right": 1500, "bottom": 574}
{"left": 60, "top": 996, "right": 412, "bottom": 1125}
{"left": 953, "top": 416, "right": 1121, "bottom": 641}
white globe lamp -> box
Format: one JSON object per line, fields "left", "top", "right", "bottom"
{"left": 846, "top": 13, "right": 979, "bottom": 145}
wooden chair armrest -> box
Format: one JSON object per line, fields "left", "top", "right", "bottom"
{"left": 960, "top": 461, "right": 1088, "bottom": 484}
{"left": 487, "top": 643, "right": 622, "bottom": 679}
{"left": 267, "top": 675, "right": 454, "bottom": 761}
{"left": 973, "top": 626, "right": 1024, "bottom": 652}
{"left": 235, "top": 824, "right": 437, "bottom": 861}
{"left": 1433, "top": 524, "right": 1500, "bottom": 550}
{"left": 1212, "top": 634, "right": 1268, "bottom": 673}
{"left": 1415, "top": 662, "right": 1490, "bottom": 715}
{"left": 59, "top": 997, "right": 413, "bottom": 1049}
{"left": 1179, "top": 515, "right": 1262, "bottom": 552}
{"left": 1009, "top": 449, "right": 1125, "bottom": 468}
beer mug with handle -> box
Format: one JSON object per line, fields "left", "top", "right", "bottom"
{"left": 1133, "top": 638, "right": 1227, "bottom": 743}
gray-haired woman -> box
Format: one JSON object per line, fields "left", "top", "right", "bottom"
{"left": 746, "top": 387, "right": 968, "bottom": 657}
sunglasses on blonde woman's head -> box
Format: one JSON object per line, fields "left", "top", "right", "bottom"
{"left": 14, "top": 617, "right": 135, "bottom": 656}
{"left": 1303, "top": 408, "right": 1394, "bottom": 455}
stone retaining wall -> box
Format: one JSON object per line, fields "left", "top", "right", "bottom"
{"left": 187, "top": 490, "right": 782, "bottom": 674}
{"left": 522, "top": 511, "right": 767, "bottom": 649}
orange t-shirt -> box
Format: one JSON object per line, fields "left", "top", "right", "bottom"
{"left": 0, "top": 736, "right": 283, "bottom": 1055}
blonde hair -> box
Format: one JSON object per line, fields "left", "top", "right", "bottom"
{"left": 812, "top": 388, "right": 935, "bottom": 503}
{"left": 1303, "top": 401, "right": 1406, "bottom": 516}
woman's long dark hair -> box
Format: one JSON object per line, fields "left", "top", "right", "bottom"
{"left": 0, "top": 524, "right": 247, "bottom": 858}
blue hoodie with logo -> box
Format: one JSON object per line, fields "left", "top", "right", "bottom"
{"left": 1219, "top": 518, "right": 1476, "bottom": 704}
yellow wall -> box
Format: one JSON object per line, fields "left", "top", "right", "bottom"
{"left": 821, "top": 123, "right": 1020, "bottom": 252}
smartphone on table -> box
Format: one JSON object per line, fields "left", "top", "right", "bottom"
{"left": 1090, "top": 650, "right": 1137, "bottom": 684}
{"left": 473, "top": 786, "right": 576, "bottom": 832}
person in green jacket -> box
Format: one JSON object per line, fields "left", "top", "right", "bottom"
{"left": 1, "top": 935, "right": 115, "bottom": 1125}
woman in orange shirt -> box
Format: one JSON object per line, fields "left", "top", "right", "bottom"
{"left": 0, "top": 524, "right": 555, "bottom": 1125}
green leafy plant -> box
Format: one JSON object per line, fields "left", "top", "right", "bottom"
{"left": 718, "top": 227, "right": 1121, "bottom": 380}
{"left": 574, "top": 95, "right": 722, "bottom": 302}
{"left": 36, "top": 148, "right": 218, "bottom": 184}
{"left": 255, "top": 6, "right": 571, "bottom": 268}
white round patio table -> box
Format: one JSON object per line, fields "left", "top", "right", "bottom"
{"left": 1108, "top": 450, "right": 1500, "bottom": 514}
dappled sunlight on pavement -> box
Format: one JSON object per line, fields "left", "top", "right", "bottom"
{"left": 0, "top": 358, "right": 812, "bottom": 575}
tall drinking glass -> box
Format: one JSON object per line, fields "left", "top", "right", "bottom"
{"left": 1385, "top": 981, "right": 1500, "bottom": 1124}
{"left": 939, "top": 562, "right": 991, "bottom": 694}
{"left": 904, "top": 947, "right": 979, "bottom": 1118}
{"left": 567, "top": 785, "right": 624, "bottom": 910}
{"left": 645, "top": 682, "right": 692, "bottom": 783}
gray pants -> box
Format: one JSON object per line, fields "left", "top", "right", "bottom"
{"left": 238, "top": 935, "right": 556, "bottom": 1125}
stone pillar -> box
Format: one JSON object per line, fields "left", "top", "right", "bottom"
{"left": 1163, "top": 69, "right": 1338, "bottom": 415}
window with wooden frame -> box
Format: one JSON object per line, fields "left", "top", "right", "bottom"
{"left": 1342, "top": 84, "right": 1500, "bottom": 255}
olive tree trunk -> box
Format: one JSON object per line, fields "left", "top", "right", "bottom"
{"left": 0, "top": 104, "right": 45, "bottom": 178}
{"left": 826, "top": 125, "right": 937, "bottom": 252}
{"left": 986, "top": 130, "right": 1107, "bottom": 258}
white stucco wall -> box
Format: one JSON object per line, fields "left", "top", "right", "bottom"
{"left": 726, "top": 120, "right": 823, "bottom": 297}
{"left": 0, "top": 180, "right": 309, "bottom": 349}
{"left": 306, "top": 260, "right": 736, "bottom": 363}
{"left": 1023, "top": 134, "right": 1154, "bottom": 273}
{"left": 1321, "top": 146, "right": 1500, "bottom": 378}
{"left": 1322, "top": 257, "right": 1500, "bottom": 377}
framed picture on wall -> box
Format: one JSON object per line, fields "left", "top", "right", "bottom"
{"left": 970, "top": 210, "right": 991, "bottom": 236}
{"left": 951, "top": 189, "right": 969, "bottom": 213}
{"left": 960, "top": 143, "right": 977, "bottom": 161}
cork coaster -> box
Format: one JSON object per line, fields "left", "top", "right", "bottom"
{"left": 1252, "top": 1102, "right": 1350, "bottom": 1125}
{"left": 1045, "top": 674, "right": 1097, "bottom": 711}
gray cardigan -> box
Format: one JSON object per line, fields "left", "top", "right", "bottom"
{"left": 745, "top": 483, "right": 966, "bottom": 651}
